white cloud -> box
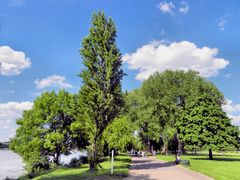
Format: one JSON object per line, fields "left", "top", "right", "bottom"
{"left": 179, "top": 1, "right": 189, "bottom": 14}
{"left": 218, "top": 15, "right": 229, "bottom": 31}
{"left": 157, "top": 2, "right": 175, "bottom": 16}
{"left": 218, "top": 19, "right": 227, "bottom": 31}
{"left": 224, "top": 73, "right": 232, "bottom": 78}
{"left": 222, "top": 99, "right": 240, "bottom": 126}
{"left": 222, "top": 99, "right": 240, "bottom": 114}
{"left": 123, "top": 41, "right": 229, "bottom": 81}
{"left": 0, "top": 46, "right": 31, "bottom": 76}
{"left": 228, "top": 115, "right": 240, "bottom": 126}
{"left": 35, "top": 75, "right": 72, "bottom": 89}
{"left": 0, "top": 101, "right": 33, "bottom": 142}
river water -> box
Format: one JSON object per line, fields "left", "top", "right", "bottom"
{"left": 0, "top": 150, "right": 25, "bottom": 180}
{"left": 0, "top": 150, "right": 87, "bottom": 179}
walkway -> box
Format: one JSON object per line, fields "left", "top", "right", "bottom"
{"left": 124, "top": 156, "right": 213, "bottom": 180}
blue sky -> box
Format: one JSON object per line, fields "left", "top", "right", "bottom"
{"left": 0, "top": 0, "right": 240, "bottom": 141}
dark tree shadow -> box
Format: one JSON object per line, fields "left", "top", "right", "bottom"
{"left": 125, "top": 174, "right": 154, "bottom": 180}
{"left": 131, "top": 159, "right": 152, "bottom": 164}
{"left": 131, "top": 162, "right": 174, "bottom": 170}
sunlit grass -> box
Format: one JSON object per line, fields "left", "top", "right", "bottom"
{"left": 28, "top": 154, "right": 130, "bottom": 180}
{"left": 156, "top": 152, "right": 240, "bottom": 180}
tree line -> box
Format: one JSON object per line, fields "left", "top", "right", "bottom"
{"left": 10, "top": 12, "right": 239, "bottom": 175}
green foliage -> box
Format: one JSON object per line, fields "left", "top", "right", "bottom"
{"left": 177, "top": 94, "right": 239, "bottom": 158}
{"left": 79, "top": 11, "right": 124, "bottom": 170}
{"left": 30, "top": 154, "right": 130, "bottom": 180}
{"left": 103, "top": 116, "right": 135, "bottom": 151}
{"left": 126, "top": 70, "right": 229, "bottom": 154}
{"left": 10, "top": 90, "right": 82, "bottom": 173}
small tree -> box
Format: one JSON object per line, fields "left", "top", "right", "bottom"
{"left": 177, "top": 94, "right": 239, "bottom": 159}
{"left": 43, "top": 90, "right": 76, "bottom": 165}
{"left": 10, "top": 90, "right": 79, "bottom": 172}
{"left": 103, "top": 116, "right": 135, "bottom": 152}
{"left": 79, "top": 12, "right": 124, "bottom": 170}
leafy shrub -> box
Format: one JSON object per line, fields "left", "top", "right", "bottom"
{"left": 68, "top": 157, "right": 82, "bottom": 168}
{"left": 79, "top": 155, "right": 88, "bottom": 164}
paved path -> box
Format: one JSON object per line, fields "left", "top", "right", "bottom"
{"left": 124, "top": 156, "right": 213, "bottom": 180}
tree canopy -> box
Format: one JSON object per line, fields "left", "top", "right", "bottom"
{"left": 10, "top": 90, "right": 82, "bottom": 173}
{"left": 177, "top": 94, "right": 239, "bottom": 159}
{"left": 126, "top": 70, "right": 238, "bottom": 157}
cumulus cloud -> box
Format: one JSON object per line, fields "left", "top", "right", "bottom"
{"left": 179, "top": 1, "right": 189, "bottom": 14}
{"left": 222, "top": 99, "right": 240, "bottom": 114}
{"left": 0, "top": 101, "right": 33, "bottom": 142}
{"left": 35, "top": 75, "right": 72, "bottom": 89}
{"left": 222, "top": 99, "right": 240, "bottom": 126}
{"left": 123, "top": 41, "right": 229, "bottom": 81}
{"left": 0, "top": 46, "right": 31, "bottom": 76}
{"left": 157, "top": 1, "right": 175, "bottom": 16}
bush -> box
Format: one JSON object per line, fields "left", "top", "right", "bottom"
{"left": 26, "top": 161, "right": 50, "bottom": 178}
{"left": 79, "top": 155, "right": 88, "bottom": 164}
{"left": 68, "top": 157, "right": 82, "bottom": 168}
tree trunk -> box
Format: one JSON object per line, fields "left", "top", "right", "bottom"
{"left": 89, "top": 141, "right": 98, "bottom": 171}
{"left": 163, "top": 143, "right": 168, "bottom": 155}
{"left": 53, "top": 151, "right": 60, "bottom": 166}
{"left": 178, "top": 138, "right": 183, "bottom": 155}
{"left": 209, "top": 149, "right": 213, "bottom": 160}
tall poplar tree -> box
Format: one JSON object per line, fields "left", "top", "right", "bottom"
{"left": 79, "top": 12, "right": 124, "bottom": 170}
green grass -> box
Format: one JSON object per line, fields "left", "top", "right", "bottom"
{"left": 30, "top": 154, "right": 131, "bottom": 180}
{"left": 156, "top": 152, "right": 240, "bottom": 180}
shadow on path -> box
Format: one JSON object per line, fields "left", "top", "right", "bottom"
{"left": 131, "top": 161, "right": 174, "bottom": 170}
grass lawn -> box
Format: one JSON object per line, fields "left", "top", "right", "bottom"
{"left": 25, "top": 154, "right": 130, "bottom": 180}
{"left": 156, "top": 152, "right": 240, "bottom": 180}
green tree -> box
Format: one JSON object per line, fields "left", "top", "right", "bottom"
{"left": 177, "top": 94, "right": 239, "bottom": 159}
{"left": 43, "top": 90, "right": 76, "bottom": 165}
{"left": 128, "top": 70, "right": 225, "bottom": 154}
{"left": 10, "top": 90, "right": 80, "bottom": 172}
{"left": 126, "top": 89, "right": 161, "bottom": 151}
{"left": 103, "top": 116, "right": 135, "bottom": 152}
{"left": 10, "top": 109, "right": 48, "bottom": 173}
{"left": 79, "top": 12, "right": 124, "bottom": 170}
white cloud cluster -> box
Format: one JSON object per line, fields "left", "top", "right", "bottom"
{"left": 222, "top": 99, "right": 240, "bottom": 126}
{"left": 0, "top": 101, "right": 33, "bottom": 142}
{"left": 218, "top": 17, "right": 228, "bottom": 31}
{"left": 34, "top": 75, "right": 72, "bottom": 89}
{"left": 123, "top": 41, "right": 229, "bottom": 81}
{"left": 0, "top": 46, "right": 31, "bottom": 76}
{"left": 157, "top": 2, "right": 175, "bottom": 16}
{"left": 179, "top": 1, "right": 189, "bottom": 14}
{"left": 157, "top": 1, "right": 189, "bottom": 15}
{"left": 222, "top": 99, "right": 240, "bottom": 114}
